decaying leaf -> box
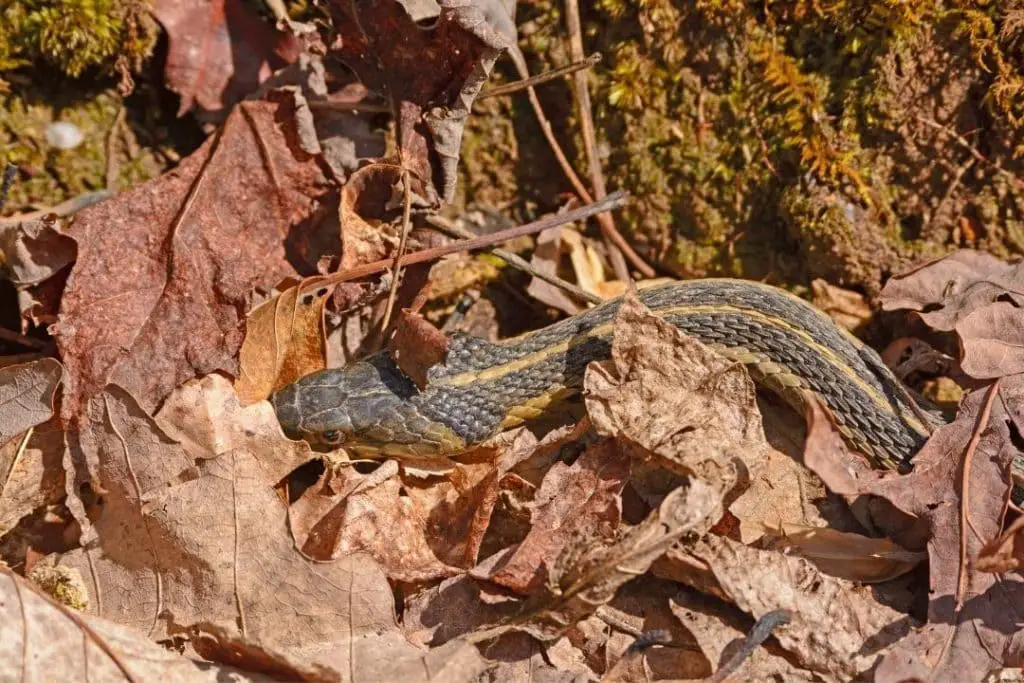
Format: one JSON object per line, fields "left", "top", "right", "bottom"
{"left": 53, "top": 97, "right": 334, "bottom": 420}
{"left": 56, "top": 382, "right": 395, "bottom": 654}
{"left": 956, "top": 301, "right": 1024, "bottom": 379}
{"left": 235, "top": 279, "right": 332, "bottom": 405}
{"left": 0, "top": 216, "right": 77, "bottom": 288}
{"left": 584, "top": 289, "right": 768, "bottom": 499}
{"left": 977, "top": 514, "right": 1024, "bottom": 574}
{"left": 684, "top": 534, "right": 911, "bottom": 681}
{"left": 289, "top": 450, "right": 507, "bottom": 582}
{"left": 327, "top": 0, "right": 514, "bottom": 201}
{"left": 388, "top": 307, "right": 450, "bottom": 389}
{"left": 152, "top": 0, "right": 301, "bottom": 117}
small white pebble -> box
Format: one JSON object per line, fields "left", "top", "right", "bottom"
{"left": 45, "top": 121, "right": 85, "bottom": 150}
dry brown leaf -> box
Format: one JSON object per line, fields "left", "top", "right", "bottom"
{"left": 56, "top": 383, "right": 394, "bottom": 654}
{"left": 879, "top": 250, "right": 1024, "bottom": 331}
{"left": 152, "top": 0, "right": 301, "bottom": 117}
{"left": 669, "top": 591, "right": 814, "bottom": 682}
{"left": 956, "top": 301, "right": 1024, "bottom": 379}
{"left": 757, "top": 523, "right": 924, "bottom": 583}
{"left": 53, "top": 97, "right": 334, "bottom": 421}
{"left": 290, "top": 452, "right": 505, "bottom": 582}
{"left": 0, "top": 569, "right": 282, "bottom": 682}
{"left": 0, "top": 358, "right": 63, "bottom": 445}
{"left": 485, "top": 439, "right": 630, "bottom": 595}
{"left": 327, "top": 0, "right": 514, "bottom": 201}
{"left": 802, "top": 396, "right": 891, "bottom": 496}
{"left": 584, "top": 289, "right": 768, "bottom": 499}
{"left": 865, "top": 385, "right": 1024, "bottom": 682}
{"left": 685, "top": 534, "right": 910, "bottom": 681}
{"left": 235, "top": 279, "right": 332, "bottom": 405}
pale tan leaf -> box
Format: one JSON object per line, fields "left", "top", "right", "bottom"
{"left": 56, "top": 383, "right": 395, "bottom": 654}
{"left": 0, "top": 358, "right": 63, "bottom": 444}
{"left": 0, "top": 416, "right": 65, "bottom": 538}
{"left": 0, "top": 569, "right": 280, "bottom": 682}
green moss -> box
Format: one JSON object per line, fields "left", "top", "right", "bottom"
{"left": 0, "top": 0, "right": 156, "bottom": 85}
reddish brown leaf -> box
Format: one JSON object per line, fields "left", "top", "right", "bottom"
{"left": 388, "top": 308, "right": 449, "bottom": 390}
{"left": 327, "top": 0, "right": 514, "bottom": 200}
{"left": 485, "top": 439, "right": 631, "bottom": 594}
{"left": 53, "top": 98, "right": 334, "bottom": 420}
{"left": 977, "top": 514, "right": 1024, "bottom": 573}
{"left": 152, "top": 0, "right": 301, "bottom": 117}
{"left": 879, "top": 249, "right": 1024, "bottom": 331}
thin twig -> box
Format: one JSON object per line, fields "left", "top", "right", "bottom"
{"left": 380, "top": 168, "right": 415, "bottom": 331}
{"left": 307, "top": 192, "right": 629, "bottom": 292}
{"left": 0, "top": 327, "right": 49, "bottom": 350}
{"left": 481, "top": 53, "right": 602, "bottom": 99}
{"left": 0, "top": 190, "right": 113, "bottom": 226}
{"left": 506, "top": 47, "right": 654, "bottom": 278}
{"left": 1, "top": 427, "right": 33, "bottom": 502}
{"left": 928, "top": 158, "right": 975, "bottom": 233}
{"left": 563, "top": 0, "right": 629, "bottom": 282}
{"left": 425, "top": 213, "right": 604, "bottom": 305}
{"left": 705, "top": 610, "right": 792, "bottom": 683}
{"left": 307, "top": 100, "right": 392, "bottom": 114}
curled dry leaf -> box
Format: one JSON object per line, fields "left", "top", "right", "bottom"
{"left": 485, "top": 439, "right": 630, "bottom": 595}
{"left": 0, "top": 569, "right": 281, "bottom": 682}
{"left": 53, "top": 97, "right": 334, "bottom": 420}
{"left": 685, "top": 534, "right": 910, "bottom": 681}
{"left": 879, "top": 249, "right": 1024, "bottom": 331}
{"left": 338, "top": 163, "right": 405, "bottom": 269}
{"left": 289, "top": 450, "right": 506, "bottom": 582}
{"left": 756, "top": 523, "right": 924, "bottom": 583}
{"left": 0, "top": 216, "right": 77, "bottom": 288}
{"left": 235, "top": 279, "right": 332, "bottom": 405}
{"left": 977, "top": 514, "right": 1024, "bottom": 574}
{"left": 152, "top": 0, "right": 301, "bottom": 117}
{"left": 0, "top": 358, "right": 63, "bottom": 445}
{"left": 327, "top": 0, "right": 514, "bottom": 200}
{"left": 583, "top": 289, "right": 768, "bottom": 499}
{"left": 56, "top": 383, "right": 394, "bottom": 654}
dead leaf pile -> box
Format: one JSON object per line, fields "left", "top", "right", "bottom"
{"left": 4, "top": 1, "right": 1024, "bottom": 681}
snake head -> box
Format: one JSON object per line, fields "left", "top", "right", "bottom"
{"left": 270, "top": 353, "right": 463, "bottom": 456}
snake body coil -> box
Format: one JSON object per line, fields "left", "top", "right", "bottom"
{"left": 272, "top": 279, "right": 935, "bottom": 469}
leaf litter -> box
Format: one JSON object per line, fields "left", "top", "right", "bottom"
{"left": 5, "top": 3, "right": 1024, "bottom": 682}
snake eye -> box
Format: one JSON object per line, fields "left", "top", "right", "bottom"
{"left": 320, "top": 430, "right": 345, "bottom": 445}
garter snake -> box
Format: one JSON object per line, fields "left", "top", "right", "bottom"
{"left": 271, "top": 279, "right": 938, "bottom": 471}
